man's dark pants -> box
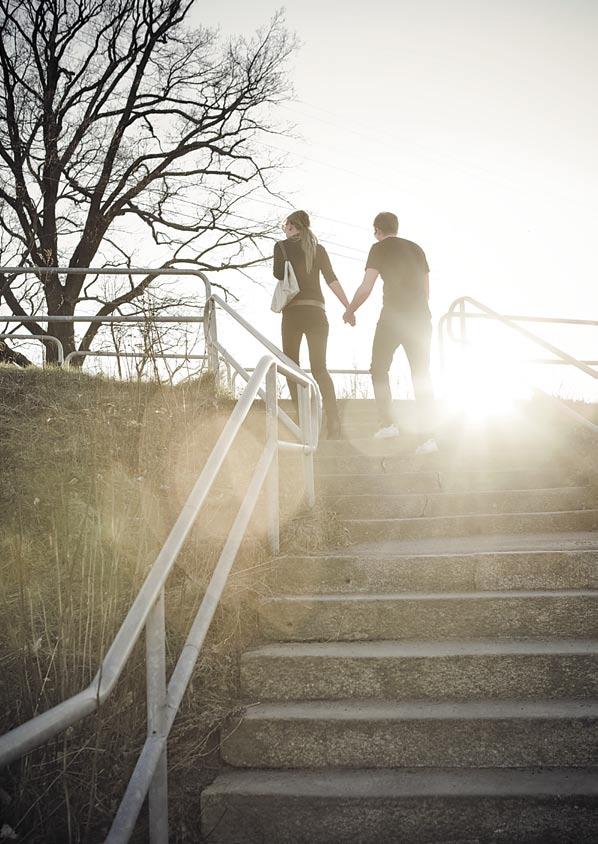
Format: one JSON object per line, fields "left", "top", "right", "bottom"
{"left": 370, "top": 308, "right": 434, "bottom": 440}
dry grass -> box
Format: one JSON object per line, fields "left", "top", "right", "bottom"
{"left": 0, "top": 366, "right": 345, "bottom": 843}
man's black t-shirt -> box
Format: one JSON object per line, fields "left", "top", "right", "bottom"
{"left": 365, "top": 236, "right": 430, "bottom": 318}
{"left": 273, "top": 238, "right": 337, "bottom": 306}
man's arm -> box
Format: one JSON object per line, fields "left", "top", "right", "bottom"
{"left": 424, "top": 271, "right": 429, "bottom": 301}
{"left": 343, "top": 268, "right": 379, "bottom": 323}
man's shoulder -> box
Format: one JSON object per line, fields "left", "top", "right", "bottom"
{"left": 396, "top": 237, "right": 424, "bottom": 252}
{"left": 367, "top": 239, "right": 384, "bottom": 255}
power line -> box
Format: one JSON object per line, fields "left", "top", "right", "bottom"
{"left": 280, "top": 100, "right": 598, "bottom": 220}
{"left": 142, "top": 189, "right": 367, "bottom": 264}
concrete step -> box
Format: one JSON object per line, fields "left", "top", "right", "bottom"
{"left": 315, "top": 451, "right": 570, "bottom": 475}
{"left": 201, "top": 767, "right": 598, "bottom": 843}
{"left": 241, "top": 639, "right": 598, "bottom": 702}
{"left": 334, "top": 422, "right": 567, "bottom": 441}
{"left": 334, "top": 487, "right": 597, "bottom": 519}
{"left": 221, "top": 699, "right": 598, "bottom": 769}
{"left": 318, "top": 468, "right": 583, "bottom": 497}
{"left": 258, "top": 590, "right": 598, "bottom": 642}
{"left": 316, "top": 434, "right": 565, "bottom": 458}
{"left": 345, "top": 509, "right": 598, "bottom": 542}
{"left": 266, "top": 551, "right": 598, "bottom": 595}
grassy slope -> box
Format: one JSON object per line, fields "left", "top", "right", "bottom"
{"left": 0, "top": 366, "right": 345, "bottom": 843}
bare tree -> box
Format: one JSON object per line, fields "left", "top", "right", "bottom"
{"left": 0, "top": 0, "right": 293, "bottom": 362}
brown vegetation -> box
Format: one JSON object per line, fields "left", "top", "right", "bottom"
{"left": 0, "top": 366, "right": 345, "bottom": 842}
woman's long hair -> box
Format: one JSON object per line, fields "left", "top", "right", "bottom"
{"left": 286, "top": 210, "right": 318, "bottom": 272}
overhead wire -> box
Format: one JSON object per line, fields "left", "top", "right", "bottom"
{"left": 142, "top": 188, "right": 367, "bottom": 265}
{"left": 278, "top": 99, "right": 598, "bottom": 220}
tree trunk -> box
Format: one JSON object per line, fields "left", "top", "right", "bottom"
{"left": 44, "top": 283, "right": 77, "bottom": 365}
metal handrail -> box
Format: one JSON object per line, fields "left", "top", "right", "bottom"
{"left": 230, "top": 367, "right": 371, "bottom": 395}
{"left": 439, "top": 296, "right": 598, "bottom": 433}
{"left": 0, "top": 355, "right": 319, "bottom": 841}
{"left": 209, "top": 293, "right": 322, "bottom": 444}
{"left": 444, "top": 312, "right": 598, "bottom": 328}
{"left": 0, "top": 265, "right": 212, "bottom": 370}
{"left": 0, "top": 333, "right": 64, "bottom": 365}
{"left": 439, "top": 297, "right": 598, "bottom": 380}
{"left": 0, "top": 276, "right": 322, "bottom": 843}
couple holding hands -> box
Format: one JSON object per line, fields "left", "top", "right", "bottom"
{"left": 273, "top": 209, "right": 437, "bottom": 454}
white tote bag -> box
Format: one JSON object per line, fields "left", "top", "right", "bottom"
{"left": 271, "top": 242, "right": 300, "bottom": 313}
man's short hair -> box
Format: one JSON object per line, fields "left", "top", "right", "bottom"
{"left": 373, "top": 212, "right": 398, "bottom": 235}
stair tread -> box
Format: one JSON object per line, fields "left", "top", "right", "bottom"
{"left": 245, "top": 638, "right": 598, "bottom": 659}
{"left": 336, "top": 487, "right": 593, "bottom": 501}
{"left": 276, "top": 549, "right": 598, "bottom": 560}
{"left": 239, "top": 698, "right": 598, "bottom": 721}
{"left": 346, "top": 508, "right": 598, "bottom": 523}
{"left": 344, "top": 529, "right": 598, "bottom": 556}
{"left": 204, "top": 766, "right": 598, "bottom": 798}
{"left": 263, "top": 589, "right": 598, "bottom": 602}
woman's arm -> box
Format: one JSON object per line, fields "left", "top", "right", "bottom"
{"left": 320, "top": 245, "right": 352, "bottom": 316}
{"left": 328, "top": 279, "right": 351, "bottom": 309}
{"left": 273, "top": 240, "right": 284, "bottom": 281}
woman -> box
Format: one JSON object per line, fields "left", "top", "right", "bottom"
{"left": 273, "top": 210, "right": 352, "bottom": 439}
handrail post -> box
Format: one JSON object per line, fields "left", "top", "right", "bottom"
{"left": 437, "top": 314, "right": 447, "bottom": 374}
{"left": 146, "top": 590, "right": 168, "bottom": 844}
{"left": 265, "top": 363, "right": 280, "bottom": 553}
{"left": 204, "top": 299, "right": 220, "bottom": 388}
{"left": 458, "top": 299, "right": 467, "bottom": 348}
{"left": 299, "top": 385, "right": 315, "bottom": 507}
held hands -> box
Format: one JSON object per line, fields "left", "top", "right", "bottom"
{"left": 343, "top": 308, "right": 356, "bottom": 327}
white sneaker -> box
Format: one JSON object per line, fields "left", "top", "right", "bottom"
{"left": 415, "top": 438, "right": 439, "bottom": 456}
{"left": 374, "top": 424, "right": 400, "bottom": 439}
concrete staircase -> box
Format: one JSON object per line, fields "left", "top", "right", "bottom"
{"left": 201, "top": 400, "right": 598, "bottom": 843}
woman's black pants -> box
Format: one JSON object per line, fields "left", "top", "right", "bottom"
{"left": 281, "top": 305, "right": 339, "bottom": 426}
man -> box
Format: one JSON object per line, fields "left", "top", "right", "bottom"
{"left": 343, "top": 212, "right": 438, "bottom": 455}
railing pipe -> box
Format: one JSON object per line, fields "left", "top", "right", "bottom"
{"left": 164, "top": 442, "right": 277, "bottom": 724}
{"left": 266, "top": 364, "right": 280, "bottom": 554}
{"left": 1, "top": 315, "right": 204, "bottom": 324}
{"left": 0, "top": 270, "right": 323, "bottom": 842}
{"left": 0, "top": 333, "right": 64, "bottom": 365}
{"left": 298, "top": 384, "right": 315, "bottom": 507}
{"left": 437, "top": 315, "right": 447, "bottom": 373}
{"left": 438, "top": 296, "right": 598, "bottom": 435}
{"left": 0, "top": 265, "right": 211, "bottom": 372}
{"left": 215, "top": 342, "right": 304, "bottom": 443}
{"left": 0, "top": 359, "right": 278, "bottom": 767}
{"left": 277, "top": 441, "right": 313, "bottom": 453}
{"left": 447, "top": 313, "right": 598, "bottom": 327}
{"left": 458, "top": 299, "right": 467, "bottom": 347}
{"left": 105, "top": 736, "right": 166, "bottom": 844}
{"left": 445, "top": 297, "right": 598, "bottom": 379}
{"left": 65, "top": 351, "right": 207, "bottom": 366}
{"left": 106, "top": 440, "right": 277, "bottom": 843}
{"left": 211, "top": 293, "right": 322, "bottom": 431}
{"left": 204, "top": 299, "right": 219, "bottom": 385}
{"left": 146, "top": 590, "right": 168, "bottom": 844}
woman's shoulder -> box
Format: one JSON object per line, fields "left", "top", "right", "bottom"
{"left": 275, "top": 238, "right": 294, "bottom": 252}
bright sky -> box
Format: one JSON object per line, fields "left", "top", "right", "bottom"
{"left": 199, "top": 2, "right": 598, "bottom": 399}
{"left": 189, "top": 0, "right": 598, "bottom": 399}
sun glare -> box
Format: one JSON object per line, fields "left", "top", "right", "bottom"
{"left": 440, "top": 345, "right": 532, "bottom": 424}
